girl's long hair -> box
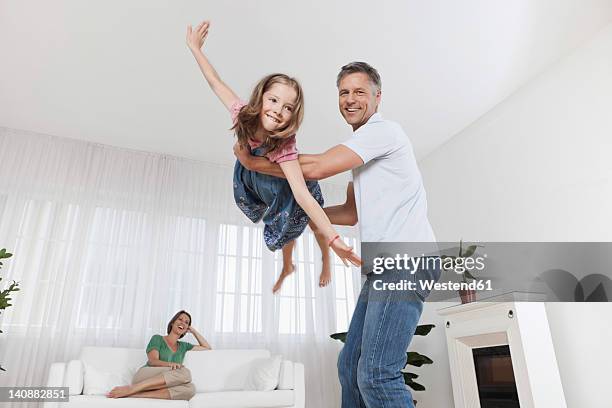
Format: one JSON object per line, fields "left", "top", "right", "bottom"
{"left": 232, "top": 73, "right": 304, "bottom": 154}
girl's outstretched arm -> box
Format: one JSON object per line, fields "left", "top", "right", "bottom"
{"left": 186, "top": 21, "right": 239, "bottom": 111}
{"left": 280, "top": 160, "right": 361, "bottom": 267}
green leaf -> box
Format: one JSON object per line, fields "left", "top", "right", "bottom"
{"left": 462, "top": 245, "right": 478, "bottom": 258}
{"left": 404, "top": 376, "right": 426, "bottom": 391}
{"left": 464, "top": 270, "right": 477, "bottom": 281}
{"left": 407, "top": 351, "right": 433, "bottom": 367}
{"left": 0, "top": 249, "right": 12, "bottom": 260}
{"left": 330, "top": 332, "right": 347, "bottom": 343}
{"left": 401, "top": 371, "right": 418, "bottom": 379}
{"left": 414, "top": 324, "right": 435, "bottom": 336}
{"left": 0, "top": 281, "right": 20, "bottom": 310}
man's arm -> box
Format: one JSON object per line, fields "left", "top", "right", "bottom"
{"left": 324, "top": 182, "right": 357, "bottom": 226}
{"left": 233, "top": 143, "right": 363, "bottom": 180}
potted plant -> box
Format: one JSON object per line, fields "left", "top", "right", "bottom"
{"left": 442, "top": 240, "right": 482, "bottom": 304}
{"left": 331, "top": 324, "right": 435, "bottom": 404}
{"left": 0, "top": 248, "right": 19, "bottom": 372}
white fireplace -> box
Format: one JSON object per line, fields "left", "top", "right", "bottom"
{"left": 437, "top": 293, "right": 567, "bottom": 408}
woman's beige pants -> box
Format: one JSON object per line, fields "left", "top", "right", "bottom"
{"left": 132, "top": 366, "right": 196, "bottom": 400}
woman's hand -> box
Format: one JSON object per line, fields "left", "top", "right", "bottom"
{"left": 330, "top": 236, "right": 362, "bottom": 267}
{"left": 186, "top": 20, "right": 210, "bottom": 52}
{"left": 168, "top": 362, "right": 183, "bottom": 370}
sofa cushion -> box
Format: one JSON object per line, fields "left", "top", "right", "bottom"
{"left": 83, "top": 363, "right": 134, "bottom": 395}
{"left": 189, "top": 390, "right": 294, "bottom": 408}
{"left": 184, "top": 349, "right": 270, "bottom": 392}
{"left": 244, "top": 355, "right": 282, "bottom": 391}
{"left": 66, "top": 395, "right": 188, "bottom": 408}
{"left": 80, "top": 347, "right": 145, "bottom": 378}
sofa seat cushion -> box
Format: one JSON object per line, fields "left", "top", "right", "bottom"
{"left": 189, "top": 390, "right": 294, "bottom": 408}
{"left": 64, "top": 395, "right": 188, "bottom": 408}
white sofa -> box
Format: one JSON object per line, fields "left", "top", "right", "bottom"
{"left": 44, "top": 347, "right": 305, "bottom": 408}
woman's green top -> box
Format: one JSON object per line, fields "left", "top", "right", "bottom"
{"left": 145, "top": 334, "right": 194, "bottom": 366}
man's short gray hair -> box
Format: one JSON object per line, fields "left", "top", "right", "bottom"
{"left": 336, "top": 62, "right": 382, "bottom": 92}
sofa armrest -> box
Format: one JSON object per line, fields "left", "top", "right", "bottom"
{"left": 65, "top": 360, "right": 84, "bottom": 395}
{"left": 43, "top": 362, "right": 66, "bottom": 408}
{"left": 293, "top": 362, "right": 305, "bottom": 408}
{"left": 46, "top": 362, "right": 66, "bottom": 387}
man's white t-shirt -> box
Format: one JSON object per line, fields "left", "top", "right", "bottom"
{"left": 342, "top": 112, "right": 436, "bottom": 243}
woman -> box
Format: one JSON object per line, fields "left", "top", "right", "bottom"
{"left": 107, "top": 310, "right": 211, "bottom": 400}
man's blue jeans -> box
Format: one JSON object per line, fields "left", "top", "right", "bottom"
{"left": 338, "top": 270, "right": 424, "bottom": 408}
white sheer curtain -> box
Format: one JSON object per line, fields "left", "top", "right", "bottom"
{"left": 0, "top": 127, "right": 361, "bottom": 407}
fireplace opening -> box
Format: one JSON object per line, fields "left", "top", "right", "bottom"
{"left": 472, "top": 345, "right": 520, "bottom": 408}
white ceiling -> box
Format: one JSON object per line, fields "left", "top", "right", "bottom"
{"left": 2, "top": 0, "right": 611, "bottom": 179}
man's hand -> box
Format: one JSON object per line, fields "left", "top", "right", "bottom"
{"left": 233, "top": 141, "right": 253, "bottom": 170}
{"left": 168, "top": 362, "right": 183, "bottom": 370}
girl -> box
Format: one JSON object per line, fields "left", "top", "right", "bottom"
{"left": 186, "top": 21, "right": 361, "bottom": 292}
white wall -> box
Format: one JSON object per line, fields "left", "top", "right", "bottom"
{"left": 420, "top": 23, "right": 612, "bottom": 407}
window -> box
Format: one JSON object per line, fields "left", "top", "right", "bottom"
{"left": 77, "top": 206, "right": 150, "bottom": 329}
{"left": 333, "top": 236, "right": 359, "bottom": 332}
{"left": 4, "top": 199, "right": 81, "bottom": 329}
{"left": 274, "top": 233, "right": 317, "bottom": 335}
{"left": 215, "top": 224, "right": 263, "bottom": 333}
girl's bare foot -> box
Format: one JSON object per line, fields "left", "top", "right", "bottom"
{"left": 319, "top": 257, "right": 332, "bottom": 287}
{"left": 107, "top": 385, "right": 133, "bottom": 398}
{"left": 273, "top": 264, "right": 295, "bottom": 293}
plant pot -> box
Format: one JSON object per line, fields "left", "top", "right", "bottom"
{"left": 458, "top": 289, "right": 476, "bottom": 304}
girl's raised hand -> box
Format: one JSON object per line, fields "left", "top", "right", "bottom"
{"left": 186, "top": 21, "right": 210, "bottom": 52}
{"left": 330, "top": 237, "right": 362, "bottom": 267}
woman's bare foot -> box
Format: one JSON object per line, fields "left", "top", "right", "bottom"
{"left": 273, "top": 264, "right": 295, "bottom": 293}
{"left": 107, "top": 385, "right": 134, "bottom": 398}
{"left": 319, "top": 256, "right": 332, "bottom": 287}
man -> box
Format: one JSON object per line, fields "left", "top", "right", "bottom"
{"left": 234, "top": 62, "right": 438, "bottom": 407}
